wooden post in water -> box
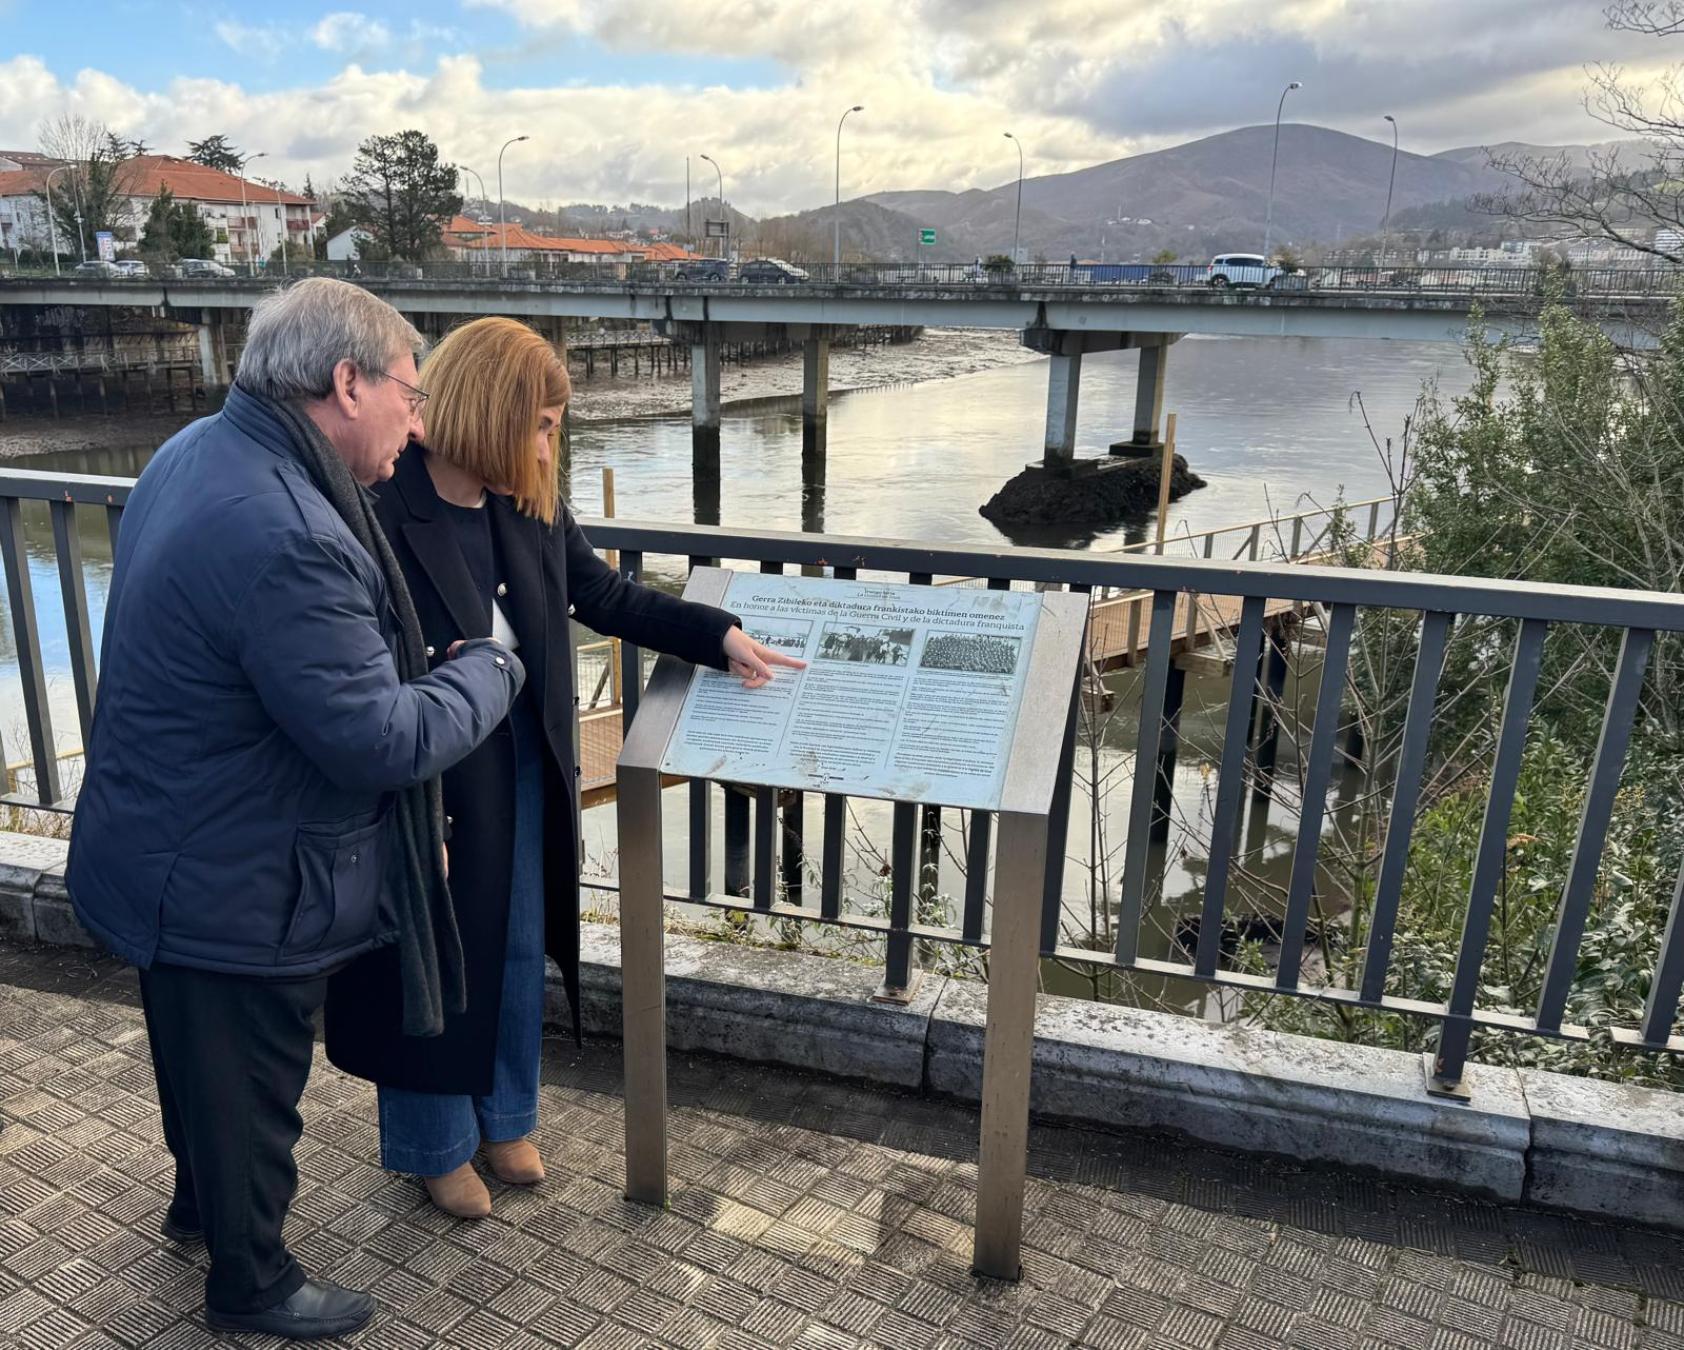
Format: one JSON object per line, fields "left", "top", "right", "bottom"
{"left": 1153, "top": 412, "right": 1177, "bottom": 555}
{"left": 603, "top": 467, "right": 623, "bottom": 706}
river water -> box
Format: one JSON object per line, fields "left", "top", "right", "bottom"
{"left": 0, "top": 331, "right": 1474, "bottom": 1009}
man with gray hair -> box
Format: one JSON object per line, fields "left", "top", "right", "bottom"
{"left": 67, "top": 278, "right": 524, "bottom": 1339}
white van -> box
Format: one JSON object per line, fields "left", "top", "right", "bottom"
{"left": 1206, "top": 253, "right": 1283, "bottom": 289}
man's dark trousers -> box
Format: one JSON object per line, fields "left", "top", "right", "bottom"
{"left": 138, "top": 963, "right": 328, "bottom": 1315}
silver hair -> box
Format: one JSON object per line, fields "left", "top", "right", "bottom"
{"left": 235, "top": 277, "right": 425, "bottom": 401}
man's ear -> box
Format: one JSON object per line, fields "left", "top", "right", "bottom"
{"left": 330, "top": 359, "right": 361, "bottom": 419}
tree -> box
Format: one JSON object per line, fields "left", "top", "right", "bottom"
{"left": 339, "top": 130, "right": 461, "bottom": 263}
{"left": 138, "top": 187, "right": 214, "bottom": 262}
{"left": 1151, "top": 248, "right": 1179, "bottom": 265}
{"left": 1475, "top": 3, "right": 1684, "bottom": 262}
{"left": 187, "top": 135, "right": 245, "bottom": 174}
{"left": 35, "top": 114, "right": 139, "bottom": 252}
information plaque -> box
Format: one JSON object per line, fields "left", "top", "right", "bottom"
{"left": 617, "top": 566, "right": 1090, "bottom": 1283}
{"left": 659, "top": 572, "right": 1043, "bottom": 811}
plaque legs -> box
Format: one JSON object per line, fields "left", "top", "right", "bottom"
{"left": 973, "top": 810, "right": 1048, "bottom": 1281}
{"left": 619, "top": 764, "right": 668, "bottom": 1206}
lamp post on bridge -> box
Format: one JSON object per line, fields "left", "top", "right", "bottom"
{"left": 44, "top": 166, "right": 67, "bottom": 276}
{"left": 834, "top": 104, "right": 864, "bottom": 269}
{"left": 498, "top": 134, "right": 529, "bottom": 278}
{"left": 700, "top": 154, "right": 724, "bottom": 260}
{"left": 1262, "top": 80, "right": 1301, "bottom": 263}
{"left": 239, "top": 151, "right": 267, "bottom": 278}
{"left": 459, "top": 165, "right": 490, "bottom": 275}
{"left": 1380, "top": 114, "right": 1399, "bottom": 269}
{"left": 1004, "top": 131, "right": 1023, "bottom": 266}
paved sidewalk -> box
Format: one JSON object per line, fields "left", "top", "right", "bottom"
{"left": 1, "top": 940, "right": 1682, "bottom": 1350}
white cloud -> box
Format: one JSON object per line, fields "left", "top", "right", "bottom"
{"left": 214, "top": 20, "right": 292, "bottom": 58}
{"left": 311, "top": 11, "right": 394, "bottom": 54}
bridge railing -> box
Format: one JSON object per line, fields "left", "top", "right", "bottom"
{"left": 1, "top": 468, "right": 1681, "bottom": 1091}
{"left": 4, "top": 258, "right": 1681, "bottom": 301}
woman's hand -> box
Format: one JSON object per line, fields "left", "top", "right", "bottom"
{"left": 723, "top": 628, "right": 807, "bottom": 689}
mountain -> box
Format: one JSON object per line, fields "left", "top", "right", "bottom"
{"left": 866, "top": 123, "right": 1525, "bottom": 261}
{"left": 1433, "top": 138, "right": 1650, "bottom": 173}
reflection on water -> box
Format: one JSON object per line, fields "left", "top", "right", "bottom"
{"left": 0, "top": 335, "right": 1472, "bottom": 1014}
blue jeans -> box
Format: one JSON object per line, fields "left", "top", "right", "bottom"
{"left": 377, "top": 699, "right": 547, "bottom": 1176}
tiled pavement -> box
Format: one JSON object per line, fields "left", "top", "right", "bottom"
{"left": 1, "top": 941, "right": 1683, "bottom": 1350}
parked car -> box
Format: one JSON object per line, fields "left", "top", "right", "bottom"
{"left": 738, "top": 257, "right": 809, "bottom": 284}
{"left": 112, "top": 259, "right": 149, "bottom": 278}
{"left": 71, "top": 260, "right": 123, "bottom": 279}
{"left": 1205, "top": 253, "right": 1283, "bottom": 289}
{"left": 675, "top": 258, "right": 731, "bottom": 281}
{"left": 177, "top": 258, "right": 236, "bottom": 278}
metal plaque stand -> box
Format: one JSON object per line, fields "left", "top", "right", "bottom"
{"left": 616, "top": 567, "right": 1088, "bottom": 1281}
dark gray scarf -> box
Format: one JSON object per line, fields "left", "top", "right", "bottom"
{"left": 260, "top": 390, "right": 464, "bottom": 1038}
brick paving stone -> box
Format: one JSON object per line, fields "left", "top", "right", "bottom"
{"left": 2, "top": 942, "right": 1684, "bottom": 1348}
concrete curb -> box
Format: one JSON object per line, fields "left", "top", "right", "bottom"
{"left": 5, "top": 830, "right": 1679, "bottom": 1229}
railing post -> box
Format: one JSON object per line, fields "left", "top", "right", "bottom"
{"left": 723, "top": 785, "right": 751, "bottom": 897}
{"left": 880, "top": 801, "right": 919, "bottom": 999}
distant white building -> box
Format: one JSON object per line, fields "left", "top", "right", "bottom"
{"left": 326, "top": 226, "right": 372, "bottom": 261}
{"left": 0, "top": 154, "right": 314, "bottom": 265}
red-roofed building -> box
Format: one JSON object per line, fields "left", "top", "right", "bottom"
{"left": 437, "top": 216, "right": 701, "bottom": 273}
{"left": 0, "top": 154, "right": 316, "bottom": 266}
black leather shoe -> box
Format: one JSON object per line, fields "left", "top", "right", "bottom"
{"left": 160, "top": 1210, "right": 202, "bottom": 1244}
{"left": 206, "top": 1280, "right": 375, "bottom": 1340}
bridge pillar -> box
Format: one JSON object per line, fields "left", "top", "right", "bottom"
{"left": 1022, "top": 328, "right": 1145, "bottom": 468}
{"left": 1043, "top": 352, "right": 1082, "bottom": 465}
{"left": 691, "top": 327, "right": 722, "bottom": 468}
{"left": 196, "top": 309, "right": 231, "bottom": 396}
{"left": 801, "top": 332, "right": 830, "bottom": 466}
{"left": 1124, "top": 339, "right": 1170, "bottom": 454}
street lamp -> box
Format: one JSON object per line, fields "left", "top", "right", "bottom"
{"left": 834, "top": 104, "right": 863, "bottom": 268}
{"left": 497, "top": 134, "right": 529, "bottom": 277}
{"left": 1004, "top": 132, "right": 1024, "bottom": 265}
{"left": 459, "top": 165, "right": 489, "bottom": 275}
{"left": 1380, "top": 114, "right": 1399, "bottom": 269}
{"left": 273, "top": 176, "right": 289, "bottom": 277}
{"left": 700, "top": 154, "right": 724, "bottom": 259}
{"left": 239, "top": 151, "right": 267, "bottom": 277}
{"left": 44, "top": 166, "right": 67, "bottom": 276}
{"left": 1262, "top": 80, "right": 1302, "bottom": 262}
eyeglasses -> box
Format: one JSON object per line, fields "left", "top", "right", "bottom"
{"left": 382, "top": 369, "right": 429, "bottom": 416}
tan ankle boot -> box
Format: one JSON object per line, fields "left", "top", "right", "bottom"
{"left": 423, "top": 1162, "right": 491, "bottom": 1219}
{"left": 482, "top": 1137, "right": 545, "bottom": 1185}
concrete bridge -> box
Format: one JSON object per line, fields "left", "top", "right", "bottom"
{"left": 1, "top": 265, "right": 1673, "bottom": 482}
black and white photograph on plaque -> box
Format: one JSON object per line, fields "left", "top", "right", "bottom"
{"left": 744, "top": 616, "right": 813, "bottom": 654}
{"left": 920, "top": 631, "right": 1023, "bottom": 675}
{"left": 817, "top": 623, "right": 914, "bottom": 666}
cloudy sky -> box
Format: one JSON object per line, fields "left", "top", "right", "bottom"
{"left": 0, "top": 1, "right": 1672, "bottom": 215}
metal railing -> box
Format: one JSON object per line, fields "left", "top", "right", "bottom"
{"left": 1117, "top": 494, "right": 1398, "bottom": 566}
{"left": 2, "top": 258, "right": 1680, "bottom": 304}
{"left": 2, "top": 467, "right": 1682, "bottom": 1092}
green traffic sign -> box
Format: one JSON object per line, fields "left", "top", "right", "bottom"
{"left": 919, "top": 228, "right": 937, "bottom": 246}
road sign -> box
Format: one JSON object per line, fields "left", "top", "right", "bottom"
{"left": 95, "top": 231, "right": 115, "bottom": 262}
{"left": 919, "top": 228, "right": 937, "bottom": 246}
{"left": 704, "top": 220, "right": 730, "bottom": 238}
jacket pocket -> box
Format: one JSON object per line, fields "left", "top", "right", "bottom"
{"left": 281, "top": 818, "right": 386, "bottom": 958}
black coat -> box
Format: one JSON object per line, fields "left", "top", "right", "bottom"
{"left": 324, "top": 445, "right": 736, "bottom": 1095}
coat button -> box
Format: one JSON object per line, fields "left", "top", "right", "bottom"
{"left": 567, "top": 603, "right": 576, "bottom": 616}
{"left": 494, "top": 656, "right": 507, "bottom": 668}
{"left": 350, "top": 852, "right": 359, "bottom": 865}
{"left": 446, "top": 815, "right": 454, "bottom": 827}
{"left": 425, "top": 645, "right": 436, "bottom": 658}
{"left": 496, "top": 582, "right": 508, "bottom": 597}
